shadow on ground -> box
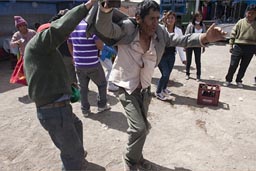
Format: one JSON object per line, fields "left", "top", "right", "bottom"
{"left": 86, "top": 162, "right": 106, "bottom": 171}
{"left": 152, "top": 93, "right": 230, "bottom": 111}
{"left": 86, "top": 110, "right": 128, "bottom": 133}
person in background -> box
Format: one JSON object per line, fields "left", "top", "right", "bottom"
{"left": 34, "top": 22, "right": 41, "bottom": 31}
{"left": 23, "top": 1, "right": 96, "bottom": 170}
{"left": 10, "top": 16, "right": 36, "bottom": 59}
{"left": 159, "top": 9, "right": 167, "bottom": 24}
{"left": 95, "top": 0, "right": 226, "bottom": 170}
{"left": 155, "top": 10, "right": 187, "bottom": 100}
{"left": 68, "top": 20, "right": 110, "bottom": 117}
{"left": 10, "top": 16, "right": 36, "bottom": 76}
{"left": 100, "top": 44, "right": 119, "bottom": 92}
{"left": 184, "top": 12, "right": 206, "bottom": 81}
{"left": 223, "top": 4, "right": 256, "bottom": 88}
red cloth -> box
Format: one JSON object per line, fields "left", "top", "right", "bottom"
{"left": 37, "top": 23, "right": 51, "bottom": 33}
{"left": 10, "top": 55, "right": 27, "bottom": 86}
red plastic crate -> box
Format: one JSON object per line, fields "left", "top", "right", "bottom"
{"left": 197, "top": 83, "right": 220, "bottom": 106}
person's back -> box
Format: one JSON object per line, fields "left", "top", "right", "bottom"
{"left": 69, "top": 20, "right": 100, "bottom": 68}
{"left": 23, "top": 2, "right": 98, "bottom": 170}
{"left": 68, "top": 20, "right": 110, "bottom": 117}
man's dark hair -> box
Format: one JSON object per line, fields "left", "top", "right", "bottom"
{"left": 192, "top": 11, "right": 203, "bottom": 26}
{"left": 246, "top": 4, "right": 256, "bottom": 12}
{"left": 135, "top": 0, "right": 160, "bottom": 20}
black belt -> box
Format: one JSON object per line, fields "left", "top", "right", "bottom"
{"left": 136, "top": 86, "right": 150, "bottom": 93}
{"left": 37, "top": 100, "right": 70, "bottom": 109}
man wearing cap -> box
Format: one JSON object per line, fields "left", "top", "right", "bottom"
{"left": 24, "top": 0, "right": 97, "bottom": 170}
{"left": 10, "top": 16, "right": 36, "bottom": 59}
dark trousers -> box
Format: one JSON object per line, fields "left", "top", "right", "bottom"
{"left": 37, "top": 104, "right": 86, "bottom": 170}
{"left": 186, "top": 47, "right": 202, "bottom": 77}
{"left": 76, "top": 63, "right": 107, "bottom": 111}
{"left": 225, "top": 44, "right": 256, "bottom": 83}
{"left": 119, "top": 87, "right": 152, "bottom": 165}
{"left": 156, "top": 53, "right": 175, "bottom": 93}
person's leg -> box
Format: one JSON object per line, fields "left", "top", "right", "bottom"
{"left": 186, "top": 48, "right": 193, "bottom": 77}
{"left": 235, "top": 46, "right": 255, "bottom": 83}
{"left": 100, "top": 58, "right": 112, "bottom": 80}
{"left": 225, "top": 44, "right": 242, "bottom": 82}
{"left": 194, "top": 47, "right": 202, "bottom": 79}
{"left": 76, "top": 68, "right": 90, "bottom": 112}
{"left": 37, "top": 104, "right": 87, "bottom": 170}
{"left": 156, "top": 57, "right": 169, "bottom": 94}
{"left": 89, "top": 64, "right": 108, "bottom": 108}
{"left": 119, "top": 88, "right": 151, "bottom": 167}
{"left": 163, "top": 54, "right": 175, "bottom": 90}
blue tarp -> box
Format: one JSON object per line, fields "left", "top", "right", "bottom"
{"left": 0, "top": 2, "right": 56, "bottom": 15}
{"left": 5, "top": 0, "right": 85, "bottom": 2}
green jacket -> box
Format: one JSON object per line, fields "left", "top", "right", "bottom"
{"left": 229, "top": 18, "right": 256, "bottom": 46}
{"left": 24, "top": 4, "right": 89, "bottom": 107}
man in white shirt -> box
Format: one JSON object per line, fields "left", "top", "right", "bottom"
{"left": 95, "top": 0, "right": 226, "bottom": 170}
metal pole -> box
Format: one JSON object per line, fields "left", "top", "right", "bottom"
{"left": 238, "top": 0, "right": 242, "bottom": 19}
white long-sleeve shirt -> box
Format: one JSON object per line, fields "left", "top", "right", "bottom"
{"left": 174, "top": 26, "right": 186, "bottom": 62}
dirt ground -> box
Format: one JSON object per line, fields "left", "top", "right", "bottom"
{"left": 0, "top": 43, "right": 256, "bottom": 171}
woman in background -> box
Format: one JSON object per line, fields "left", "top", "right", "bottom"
{"left": 155, "top": 11, "right": 186, "bottom": 100}
{"left": 185, "top": 12, "right": 206, "bottom": 81}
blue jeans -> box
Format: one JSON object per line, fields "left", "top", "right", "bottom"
{"left": 156, "top": 54, "right": 175, "bottom": 94}
{"left": 76, "top": 63, "right": 107, "bottom": 111}
{"left": 225, "top": 44, "right": 256, "bottom": 83}
{"left": 37, "top": 104, "right": 86, "bottom": 170}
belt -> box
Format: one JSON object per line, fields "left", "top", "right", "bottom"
{"left": 136, "top": 86, "right": 150, "bottom": 93}
{"left": 37, "top": 100, "right": 70, "bottom": 109}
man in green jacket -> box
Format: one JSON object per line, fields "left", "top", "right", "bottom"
{"left": 223, "top": 4, "right": 256, "bottom": 88}
{"left": 24, "top": 1, "right": 96, "bottom": 170}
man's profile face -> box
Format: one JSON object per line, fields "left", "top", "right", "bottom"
{"left": 137, "top": 8, "right": 160, "bottom": 37}
{"left": 246, "top": 10, "right": 256, "bottom": 22}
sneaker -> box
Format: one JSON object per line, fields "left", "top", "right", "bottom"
{"left": 98, "top": 103, "right": 111, "bottom": 113}
{"left": 236, "top": 82, "right": 243, "bottom": 88}
{"left": 155, "top": 92, "right": 166, "bottom": 101}
{"left": 185, "top": 75, "right": 189, "bottom": 80}
{"left": 223, "top": 81, "right": 231, "bottom": 87}
{"left": 162, "top": 89, "right": 172, "bottom": 96}
{"left": 196, "top": 76, "right": 201, "bottom": 82}
{"left": 108, "top": 83, "right": 119, "bottom": 92}
{"left": 82, "top": 109, "right": 91, "bottom": 117}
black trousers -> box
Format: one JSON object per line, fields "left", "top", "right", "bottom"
{"left": 186, "top": 47, "right": 202, "bottom": 77}
{"left": 225, "top": 44, "right": 256, "bottom": 83}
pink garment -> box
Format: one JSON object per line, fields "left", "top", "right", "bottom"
{"left": 14, "top": 16, "right": 27, "bottom": 28}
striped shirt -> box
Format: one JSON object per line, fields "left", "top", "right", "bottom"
{"left": 68, "top": 20, "right": 99, "bottom": 68}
